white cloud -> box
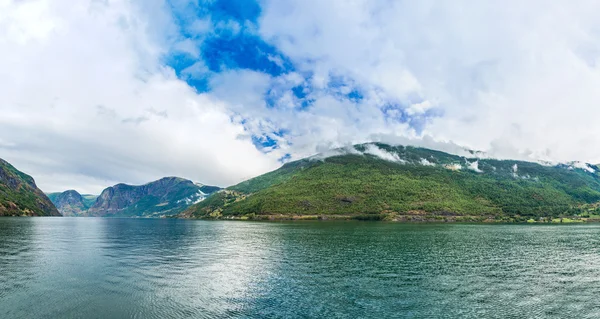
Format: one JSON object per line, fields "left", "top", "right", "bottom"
{"left": 259, "top": 0, "right": 600, "bottom": 164}
{"left": 406, "top": 100, "right": 435, "bottom": 116}
{"left": 363, "top": 144, "right": 402, "bottom": 163}
{"left": 572, "top": 161, "right": 595, "bottom": 173}
{"left": 0, "top": 0, "right": 279, "bottom": 193}
{"left": 308, "top": 144, "right": 361, "bottom": 161}
{"left": 420, "top": 158, "right": 435, "bottom": 166}
{"left": 445, "top": 164, "right": 462, "bottom": 171}
{"left": 6, "top": 0, "right": 600, "bottom": 194}
{"left": 467, "top": 161, "right": 483, "bottom": 173}
{"left": 207, "top": 68, "right": 417, "bottom": 162}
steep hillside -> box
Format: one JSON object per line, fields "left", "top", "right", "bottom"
{"left": 0, "top": 159, "right": 60, "bottom": 216}
{"left": 47, "top": 190, "right": 97, "bottom": 216}
{"left": 86, "top": 177, "right": 220, "bottom": 217}
{"left": 182, "top": 143, "right": 600, "bottom": 222}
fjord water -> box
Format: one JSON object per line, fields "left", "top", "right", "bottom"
{"left": 2, "top": 219, "right": 600, "bottom": 319}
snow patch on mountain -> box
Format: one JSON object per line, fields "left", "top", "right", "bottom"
{"left": 178, "top": 190, "right": 209, "bottom": 205}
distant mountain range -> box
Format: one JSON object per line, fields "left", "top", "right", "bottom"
{"left": 49, "top": 177, "right": 221, "bottom": 218}
{"left": 0, "top": 159, "right": 60, "bottom": 216}
{"left": 6, "top": 142, "right": 600, "bottom": 221}
{"left": 180, "top": 143, "right": 600, "bottom": 222}
{"left": 46, "top": 191, "right": 97, "bottom": 217}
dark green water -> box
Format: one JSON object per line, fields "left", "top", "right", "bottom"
{"left": 2, "top": 218, "right": 600, "bottom": 318}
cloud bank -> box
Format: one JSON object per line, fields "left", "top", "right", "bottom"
{"left": 0, "top": 0, "right": 278, "bottom": 192}
{"left": 2, "top": 0, "right": 600, "bottom": 193}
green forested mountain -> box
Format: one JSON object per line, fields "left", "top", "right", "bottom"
{"left": 181, "top": 143, "right": 600, "bottom": 222}
{"left": 0, "top": 159, "right": 60, "bottom": 217}
{"left": 86, "top": 177, "right": 220, "bottom": 218}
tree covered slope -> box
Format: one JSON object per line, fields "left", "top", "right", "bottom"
{"left": 86, "top": 177, "right": 220, "bottom": 218}
{"left": 0, "top": 159, "right": 60, "bottom": 217}
{"left": 181, "top": 143, "right": 600, "bottom": 221}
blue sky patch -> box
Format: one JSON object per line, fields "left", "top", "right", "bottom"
{"left": 166, "top": 0, "right": 295, "bottom": 94}
{"left": 211, "top": 0, "right": 261, "bottom": 23}
{"left": 327, "top": 75, "right": 364, "bottom": 102}
{"left": 164, "top": 0, "right": 434, "bottom": 153}
{"left": 168, "top": 0, "right": 261, "bottom": 32}
{"left": 166, "top": 53, "right": 210, "bottom": 92}
{"left": 381, "top": 103, "right": 442, "bottom": 134}
{"left": 278, "top": 153, "right": 292, "bottom": 163}
{"left": 252, "top": 134, "right": 278, "bottom": 150}
{"left": 201, "top": 34, "right": 294, "bottom": 75}
{"left": 251, "top": 128, "right": 290, "bottom": 152}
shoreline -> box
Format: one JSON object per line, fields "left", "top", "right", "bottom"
{"left": 3, "top": 215, "right": 599, "bottom": 224}
{"left": 178, "top": 213, "right": 599, "bottom": 224}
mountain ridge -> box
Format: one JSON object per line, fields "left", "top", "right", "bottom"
{"left": 181, "top": 143, "right": 600, "bottom": 222}
{"left": 82, "top": 176, "right": 220, "bottom": 217}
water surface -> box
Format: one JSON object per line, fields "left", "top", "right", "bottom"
{"left": 1, "top": 218, "right": 600, "bottom": 318}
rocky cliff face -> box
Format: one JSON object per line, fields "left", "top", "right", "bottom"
{"left": 0, "top": 158, "right": 60, "bottom": 216}
{"left": 86, "top": 177, "right": 220, "bottom": 217}
{"left": 47, "top": 190, "right": 96, "bottom": 216}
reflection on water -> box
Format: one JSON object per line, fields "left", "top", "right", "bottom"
{"left": 2, "top": 219, "right": 600, "bottom": 318}
{"left": 0, "top": 218, "right": 280, "bottom": 319}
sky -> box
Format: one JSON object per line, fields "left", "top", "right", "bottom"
{"left": 3, "top": 0, "right": 600, "bottom": 193}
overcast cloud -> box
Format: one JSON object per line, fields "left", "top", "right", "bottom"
{"left": 2, "top": 0, "right": 600, "bottom": 193}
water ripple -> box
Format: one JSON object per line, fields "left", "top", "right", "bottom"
{"left": 2, "top": 219, "right": 600, "bottom": 318}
